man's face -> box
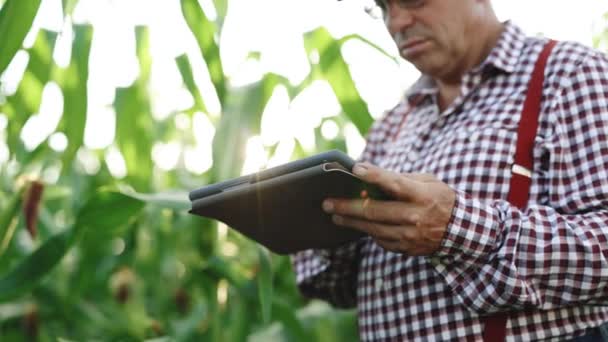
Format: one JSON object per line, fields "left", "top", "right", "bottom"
{"left": 378, "top": 0, "right": 482, "bottom": 81}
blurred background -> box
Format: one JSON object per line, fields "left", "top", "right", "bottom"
{"left": 0, "top": 0, "right": 607, "bottom": 340}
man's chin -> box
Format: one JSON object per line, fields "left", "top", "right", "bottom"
{"left": 406, "top": 58, "right": 441, "bottom": 76}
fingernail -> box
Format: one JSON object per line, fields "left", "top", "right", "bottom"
{"left": 353, "top": 164, "right": 368, "bottom": 176}
{"left": 332, "top": 215, "right": 343, "bottom": 225}
{"left": 322, "top": 200, "right": 334, "bottom": 213}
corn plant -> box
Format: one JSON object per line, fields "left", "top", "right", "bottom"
{"left": 0, "top": 0, "right": 392, "bottom": 340}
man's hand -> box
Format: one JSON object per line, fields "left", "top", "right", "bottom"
{"left": 322, "top": 162, "right": 456, "bottom": 256}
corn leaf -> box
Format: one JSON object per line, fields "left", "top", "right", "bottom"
{"left": 304, "top": 27, "right": 373, "bottom": 135}
{"left": 257, "top": 246, "right": 273, "bottom": 324}
{"left": 56, "top": 25, "right": 93, "bottom": 172}
{"left": 212, "top": 73, "right": 287, "bottom": 180}
{"left": 0, "top": 190, "right": 144, "bottom": 302}
{"left": 176, "top": 54, "right": 207, "bottom": 114}
{"left": 114, "top": 27, "right": 154, "bottom": 191}
{"left": 2, "top": 30, "right": 57, "bottom": 155}
{"left": 0, "top": 0, "right": 42, "bottom": 75}
{"left": 180, "top": 0, "right": 226, "bottom": 105}
{"left": 0, "top": 187, "right": 24, "bottom": 257}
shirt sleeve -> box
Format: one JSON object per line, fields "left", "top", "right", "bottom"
{"left": 429, "top": 49, "right": 608, "bottom": 315}
{"left": 291, "top": 241, "right": 362, "bottom": 308}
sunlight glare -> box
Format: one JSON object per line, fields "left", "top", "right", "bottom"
{"left": 176, "top": 260, "right": 186, "bottom": 278}
{"left": 241, "top": 135, "right": 268, "bottom": 175}
{"left": 20, "top": 82, "right": 64, "bottom": 151}
{"left": 76, "top": 148, "right": 101, "bottom": 175}
{"left": 292, "top": 81, "right": 341, "bottom": 120}
{"left": 0, "top": 114, "right": 7, "bottom": 131}
{"left": 217, "top": 279, "right": 228, "bottom": 306}
{"left": 175, "top": 113, "right": 190, "bottom": 130}
{"left": 105, "top": 145, "right": 127, "bottom": 178}
{"left": 23, "top": 0, "right": 64, "bottom": 49}
{"left": 260, "top": 85, "right": 290, "bottom": 146}
{"left": 52, "top": 18, "right": 73, "bottom": 68}
{"left": 344, "top": 123, "right": 365, "bottom": 159}
{"left": 221, "top": 241, "right": 238, "bottom": 257}
{"left": 49, "top": 132, "right": 68, "bottom": 152}
{"left": 184, "top": 112, "right": 215, "bottom": 174}
{"left": 184, "top": 145, "right": 213, "bottom": 174}
{"left": 321, "top": 119, "right": 340, "bottom": 140}
{"left": 217, "top": 222, "right": 228, "bottom": 241}
{"left": 112, "top": 238, "right": 126, "bottom": 255}
{"left": 0, "top": 141, "right": 8, "bottom": 165}
{"left": 266, "top": 137, "right": 295, "bottom": 168}
{"left": 152, "top": 142, "right": 181, "bottom": 171}
{"left": 0, "top": 50, "right": 30, "bottom": 96}
{"left": 84, "top": 105, "right": 115, "bottom": 149}
{"left": 200, "top": 0, "right": 217, "bottom": 21}
{"left": 42, "top": 164, "right": 61, "bottom": 184}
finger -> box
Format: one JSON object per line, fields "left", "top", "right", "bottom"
{"left": 405, "top": 173, "right": 437, "bottom": 182}
{"left": 374, "top": 238, "right": 409, "bottom": 254}
{"left": 324, "top": 198, "right": 420, "bottom": 225}
{"left": 352, "top": 163, "right": 423, "bottom": 202}
{"left": 332, "top": 214, "right": 404, "bottom": 241}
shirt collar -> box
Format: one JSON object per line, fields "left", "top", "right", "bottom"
{"left": 405, "top": 21, "right": 527, "bottom": 105}
{"left": 478, "top": 20, "right": 526, "bottom": 74}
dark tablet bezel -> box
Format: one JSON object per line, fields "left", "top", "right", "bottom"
{"left": 188, "top": 150, "right": 356, "bottom": 201}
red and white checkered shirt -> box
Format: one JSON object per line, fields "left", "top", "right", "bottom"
{"left": 293, "top": 22, "right": 608, "bottom": 341}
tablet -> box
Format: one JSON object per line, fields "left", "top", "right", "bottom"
{"left": 189, "top": 150, "right": 389, "bottom": 254}
{"left": 189, "top": 150, "right": 356, "bottom": 200}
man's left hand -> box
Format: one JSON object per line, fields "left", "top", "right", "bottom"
{"left": 322, "top": 162, "right": 456, "bottom": 256}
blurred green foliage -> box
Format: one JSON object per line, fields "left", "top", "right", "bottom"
{"left": 1, "top": 0, "right": 606, "bottom": 341}
{"left": 0, "top": 0, "right": 381, "bottom": 340}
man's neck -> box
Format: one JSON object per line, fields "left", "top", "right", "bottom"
{"left": 435, "top": 21, "right": 504, "bottom": 112}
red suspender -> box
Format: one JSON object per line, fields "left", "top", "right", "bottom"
{"left": 481, "top": 39, "right": 558, "bottom": 342}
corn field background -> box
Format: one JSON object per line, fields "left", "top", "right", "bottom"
{"left": 0, "top": 0, "right": 607, "bottom": 340}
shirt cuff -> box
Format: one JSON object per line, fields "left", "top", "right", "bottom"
{"left": 431, "top": 190, "right": 503, "bottom": 267}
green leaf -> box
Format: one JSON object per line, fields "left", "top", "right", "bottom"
{"left": 181, "top": 0, "right": 226, "bottom": 105}
{"left": 2, "top": 30, "right": 57, "bottom": 154}
{"left": 144, "top": 338, "right": 176, "bottom": 342}
{"left": 0, "top": 190, "right": 144, "bottom": 302}
{"left": 212, "top": 0, "right": 228, "bottom": 23}
{"left": 249, "top": 298, "right": 311, "bottom": 341}
{"left": 176, "top": 54, "right": 207, "bottom": 114}
{"left": 339, "top": 34, "right": 397, "bottom": 62}
{"left": 0, "top": 186, "right": 24, "bottom": 256}
{"left": 119, "top": 190, "right": 190, "bottom": 211}
{"left": 114, "top": 27, "right": 154, "bottom": 192}
{"left": 304, "top": 27, "right": 374, "bottom": 135}
{"left": 61, "top": 0, "right": 78, "bottom": 16}
{"left": 0, "top": 229, "right": 72, "bottom": 301}
{"left": 56, "top": 25, "right": 93, "bottom": 172}
{"left": 257, "top": 246, "right": 273, "bottom": 324}
{"left": 212, "top": 73, "right": 288, "bottom": 180}
{"left": 0, "top": 0, "right": 43, "bottom": 75}
{"left": 27, "top": 30, "right": 57, "bottom": 83}
{"left": 74, "top": 190, "right": 145, "bottom": 237}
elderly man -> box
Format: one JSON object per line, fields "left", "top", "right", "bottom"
{"left": 292, "top": 0, "right": 608, "bottom": 340}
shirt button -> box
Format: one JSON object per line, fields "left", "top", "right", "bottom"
{"left": 407, "top": 150, "right": 419, "bottom": 162}
{"left": 374, "top": 278, "right": 383, "bottom": 291}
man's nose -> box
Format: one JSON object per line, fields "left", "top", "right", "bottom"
{"left": 385, "top": 5, "right": 415, "bottom": 35}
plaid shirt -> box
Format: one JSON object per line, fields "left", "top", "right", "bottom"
{"left": 293, "top": 22, "right": 608, "bottom": 341}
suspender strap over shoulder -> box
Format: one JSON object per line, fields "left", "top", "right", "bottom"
{"left": 481, "top": 39, "right": 557, "bottom": 342}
